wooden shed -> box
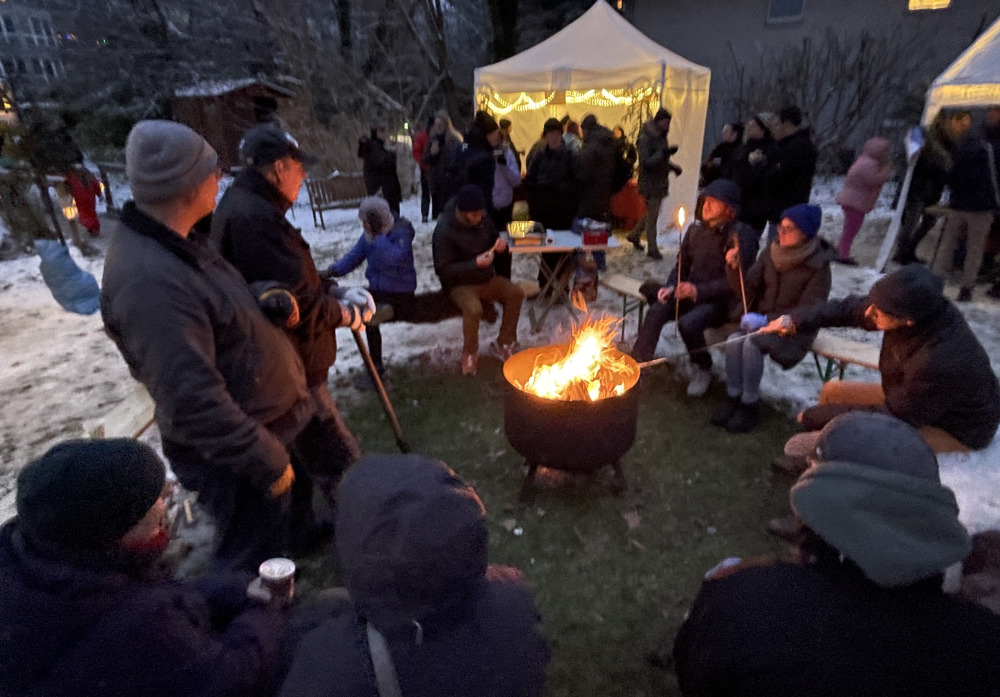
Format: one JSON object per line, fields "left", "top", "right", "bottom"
{"left": 172, "top": 78, "right": 296, "bottom": 171}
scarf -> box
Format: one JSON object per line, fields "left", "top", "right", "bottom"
{"left": 770, "top": 237, "right": 819, "bottom": 273}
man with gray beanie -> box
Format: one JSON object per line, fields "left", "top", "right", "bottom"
{"left": 765, "top": 264, "right": 1000, "bottom": 480}
{"left": 210, "top": 124, "right": 372, "bottom": 539}
{"left": 0, "top": 439, "right": 285, "bottom": 697}
{"left": 673, "top": 413, "right": 1000, "bottom": 697}
{"left": 102, "top": 119, "right": 317, "bottom": 572}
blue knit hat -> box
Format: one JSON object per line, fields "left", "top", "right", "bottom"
{"left": 702, "top": 178, "right": 741, "bottom": 213}
{"left": 781, "top": 203, "right": 822, "bottom": 239}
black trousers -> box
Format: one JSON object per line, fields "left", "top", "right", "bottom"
{"left": 366, "top": 290, "right": 461, "bottom": 370}
{"left": 631, "top": 284, "right": 729, "bottom": 370}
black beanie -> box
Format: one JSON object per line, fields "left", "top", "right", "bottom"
{"left": 16, "top": 439, "right": 166, "bottom": 550}
{"left": 701, "top": 178, "right": 741, "bottom": 213}
{"left": 581, "top": 114, "right": 598, "bottom": 131}
{"left": 869, "top": 265, "right": 947, "bottom": 324}
{"left": 473, "top": 110, "right": 499, "bottom": 136}
{"left": 814, "top": 412, "right": 940, "bottom": 482}
{"left": 455, "top": 184, "right": 487, "bottom": 212}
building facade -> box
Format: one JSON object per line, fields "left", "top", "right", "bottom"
{"left": 624, "top": 0, "right": 1000, "bottom": 161}
{"left": 0, "top": 3, "right": 63, "bottom": 95}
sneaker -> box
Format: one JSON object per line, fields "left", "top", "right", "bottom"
{"left": 709, "top": 396, "right": 741, "bottom": 427}
{"left": 771, "top": 454, "right": 809, "bottom": 477}
{"left": 461, "top": 352, "right": 478, "bottom": 376}
{"left": 725, "top": 401, "right": 760, "bottom": 433}
{"left": 767, "top": 513, "right": 804, "bottom": 542}
{"left": 489, "top": 340, "right": 519, "bottom": 362}
{"left": 646, "top": 249, "right": 663, "bottom": 261}
{"left": 686, "top": 366, "right": 712, "bottom": 397}
{"left": 957, "top": 286, "right": 973, "bottom": 302}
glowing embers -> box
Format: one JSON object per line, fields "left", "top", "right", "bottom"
{"left": 512, "top": 316, "right": 639, "bottom": 402}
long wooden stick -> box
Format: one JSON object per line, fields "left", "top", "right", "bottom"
{"left": 735, "top": 237, "right": 749, "bottom": 316}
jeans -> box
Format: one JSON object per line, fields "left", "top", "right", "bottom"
{"left": 724, "top": 332, "right": 766, "bottom": 403}
{"left": 932, "top": 210, "right": 994, "bottom": 289}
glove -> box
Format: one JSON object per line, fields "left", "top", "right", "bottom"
{"left": 342, "top": 304, "right": 365, "bottom": 331}
{"left": 670, "top": 163, "right": 683, "bottom": 176}
{"left": 342, "top": 287, "right": 376, "bottom": 323}
{"left": 252, "top": 282, "right": 300, "bottom": 328}
{"left": 740, "top": 312, "right": 768, "bottom": 333}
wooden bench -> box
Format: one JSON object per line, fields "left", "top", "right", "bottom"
{"left": 86, "top": 382, "right": 156, "bottom": 440}
{"left": 600, "top": 273, "right": 647, "bottom": 341}
{"left": 305, "top": 174, "right": 367, "bottom": 229}
{"left": 810, "top": 330, "right": 881, "bottom": 382}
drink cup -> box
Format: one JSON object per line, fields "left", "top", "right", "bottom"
{"left": 258, "top": 557, "right": 296, "bottom": 603}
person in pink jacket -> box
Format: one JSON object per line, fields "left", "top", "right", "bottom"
{"left": 834, "top": 137, "right": 892, "bottom": 264}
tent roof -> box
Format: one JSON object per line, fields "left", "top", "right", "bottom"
{"left": 474, "top": 1, "right": 709, "bottom": 94}
{"left": 924, "top": 12, "right": 1000, "bottom": 123}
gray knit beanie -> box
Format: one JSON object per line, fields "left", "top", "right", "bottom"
{"left": 126, "top": 120, "right": 218, "bottom": 203}
{"left": 358, "top": 196, "right": 394, "bottom": 235}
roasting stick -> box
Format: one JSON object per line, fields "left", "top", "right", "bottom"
{"left": 734, "top": 237, "right": 749, "bottom": 316}
{"left": 636, "top": 328, "right": 768, "bottom": 370}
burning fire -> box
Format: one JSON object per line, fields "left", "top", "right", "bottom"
{"left": 676, "top": 206, "right": 686, "bottom": 229}
{"left": 516, "top": 316, "right": 635, "bottom": 402}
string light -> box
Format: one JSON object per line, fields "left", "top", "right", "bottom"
{"left": 478, "top": 84, "right": 660, "bottom": 114}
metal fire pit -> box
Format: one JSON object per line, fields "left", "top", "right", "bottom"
{"left": 502, "top": 346, "right": 640, "bottom": 500}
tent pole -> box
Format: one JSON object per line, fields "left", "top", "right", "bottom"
{"left": 874, "top": 158, "right": 915, "bottom": 272}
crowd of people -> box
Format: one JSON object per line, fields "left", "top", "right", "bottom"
{"left": 2, "top": 100, "right": 1000, "bottom": 696}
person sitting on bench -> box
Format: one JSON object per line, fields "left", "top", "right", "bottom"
{"left": 631, "top": 178, "right": 758, "bottom": 397}
{"left": 327, "top": 196, "right": 459, "bottom": 390}
{"left": 766, "top": 264, "right": 1000, "bottom": 477}
{"left": 710, "top": 204, "right": 835, "bottom": 433}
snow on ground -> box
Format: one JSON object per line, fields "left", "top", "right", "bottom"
{"left": 1, "top": 176, "right": 998, "bottom": 533}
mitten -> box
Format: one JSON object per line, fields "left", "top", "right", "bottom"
{"left": 740, "top": 312, "right": 768, "bottom": 333}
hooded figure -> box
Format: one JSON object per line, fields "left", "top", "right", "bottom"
{"left": 0, "top": 439, "right": 284, "bottom": 697}
{"left": 279, "top": 455, "right": 549, "bottom": 697}
{"left": 782, "top": 264, "right": 1000, "bottom": 453}
{"left": 674, "top": 413, "right": 1000, "bottom": 697}
{"left": 834, "top": 137, "right": 892, "bottom": 263}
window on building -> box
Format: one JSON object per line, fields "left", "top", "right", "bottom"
{"left": 1, "top": 16, "right": 13, "bottom": 35}
{"left": 45, "top": 60, "right": 56, "bottom": 76}
{"left": 909, "top": 0, "right": 951, "bottom": 9}
{"left": 767, "top": 0, "right": 805, "bottom": 23}
{"left": 2, "top": 59, "right": 14, "bottom": 76}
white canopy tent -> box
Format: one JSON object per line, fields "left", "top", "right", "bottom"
{"left": 474, "top": 0, "right": 710, "bottom": 230}
{"left": 876, "top": 13, "right": 1000, "bottom": 270}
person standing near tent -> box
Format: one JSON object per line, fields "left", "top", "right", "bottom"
{"left": 412, "top": 116, "right": 433, "bottom": 223}
{"left": 834, "top": 137, "right": 892, "bottom": 265}
{"left": 764, "top": 106, "right": 818, "bottom": 244}
{"left": 627, "top": 107, "right": 683, "bottom": 261}
{"left": 729, "top": 114, "right": 779, "bottom": 237}
{"left": 422, "top": 110, "right": 464, "bottom": 219}
{"left": 892, "top": 109, "right": 971, "bottom": 266}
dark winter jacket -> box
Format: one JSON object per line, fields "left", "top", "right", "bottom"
{"left": 701, "top": 140, "right": 740, "bottom": 187}
{"left": 328, "top": 216, "right": 418, "bottom": 295}
{"left": 210, "top": 168, "right": 346, "bottom": 386}
{"left": 766, "top": 128, "right": 818, "bottom": 222}
{"left": 278, "top": 455, "right": 550, "bottom": 697}
{"left": 577, "top": 123, "right": 617, "bottom": 221}
{"left": 102, "top": 203, "right": 313, "bottom": 493}
{"left": 438, "top": 125, "right": 497, "bottom": 213}
{"left": 358, "top": 135, "right": 402, "bottom": 207}
{"left": 524, "top": 144, "right": 578, "bottom": 229}
{"left": 947, "top": 135, "right": 1000, "bottom": 212}
{"left": 673, "top": 555, "right": 1000, "bottom": 697}
{"left": 791, "top": 292, "right": 1000, "bottom": 449}
{"left": 422, "top": 130, "right": 463, "bottom": 198}
{"left": 664, "top": 218, "right": 759, "bottom": 306}
{"left": 0, "top": 520, "right": 284, "bottom": 697}
{"left": 910, "top": 117, "right": 956, "bottom": 204}
{"left": 729, "top": 136, "right": 779, "bottom": 230}
{"left": 730, "top": 239, "right": 835, "bottom": 367}
{"left": 432, "top": 200, "right": 500, "bottom": 290}
{"left": 636, "top": 118, "right": 680, "bottom": 199}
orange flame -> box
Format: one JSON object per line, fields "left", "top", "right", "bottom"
{"left": 516, "top": 316, "right": 635, "bottom": 401}
{"left": 677, "top": 206, "right": 686, "bottom": 229}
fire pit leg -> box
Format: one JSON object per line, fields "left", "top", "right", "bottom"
{"left": 610, "top": 460, "right": 627, "bottom": 495}
{"left": 519, "top": 462, "right": 539, "bottom": 503}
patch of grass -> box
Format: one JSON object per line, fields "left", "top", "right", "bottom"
{"left": 316, "top": 356, "right": 798, "bottom": 697}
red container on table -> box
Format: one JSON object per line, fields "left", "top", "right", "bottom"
{"left": 582, "top": 226, "right": 610, "bottom": 245}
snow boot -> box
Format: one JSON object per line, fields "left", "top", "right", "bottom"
{"left": 710, "top": 396, "right": 741, "bottom": 427}
{"left": 725, "top": 401, "right": 760, "bottom": 433}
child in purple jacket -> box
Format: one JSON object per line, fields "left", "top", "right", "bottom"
{"left": 834, "top": 138, "right": 892, "bottom": 264}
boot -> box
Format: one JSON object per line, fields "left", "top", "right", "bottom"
{"left": 725, "top": 401, "right": 760, "bottom": 433}
{"left": 710, "top": 396, "right": 741, "bottom": 427}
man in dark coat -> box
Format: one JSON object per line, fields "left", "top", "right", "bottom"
{"left": 728, "top": 114, "right": 779, "bottom": 234}
{"left": 278, "top": 453, "right": 550, "bottom": 697}
{"left": 627, "top": 107, "right": 683, "bottom": 260}
{"left": 211, "top": 125, "right": 371, "bottom": 542}
{"left": 768, "top": 264, "right": 1000, "bottom": 465}
{"left": 631, "top": 179, "right": 759, "bottom": 397}
{"left": 764, "top": 106, "right": 818, "bottom": 239}
{"left": 673, "top": 413, "right": 1000, "bottom": 697}
{"left": 524, "top": 117, "right": 579, "bottom": 290}
{"left": 711, "top": 204, "right": 835, "bottom": 433}
{"left": 358, "top": 125, "right": 402, "bottom": 215}
{"left": 432, "top": 185, "right": 524, "bottom": 376}
{"left": 102, "top": 120, "right": 313, "bottom": 572}
{"left": 0, "top": 439, "right": 285, "bottom": 697}
{"left": 438, "top": 109, "right": 502, "bottom": 215}
{"left": 577, "top": 114, "right": 617, "bottom": 222}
